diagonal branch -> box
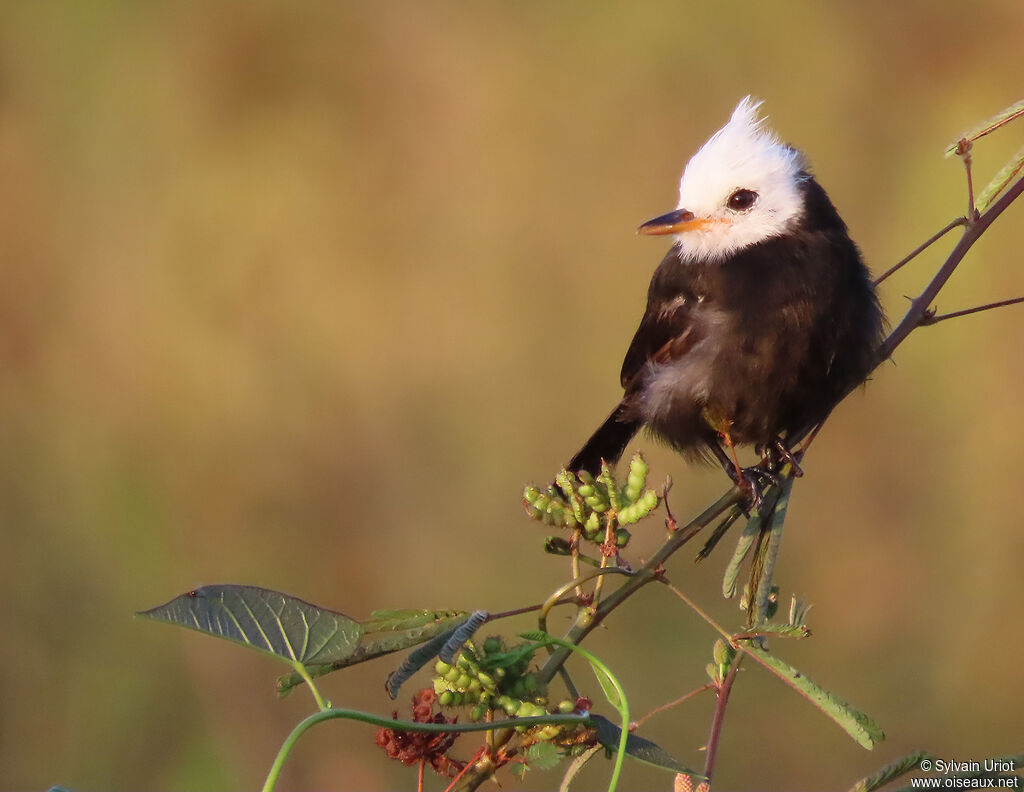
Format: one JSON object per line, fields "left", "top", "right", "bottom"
{"left": 920, "top": 295, "right": 1024, "bottom": 325}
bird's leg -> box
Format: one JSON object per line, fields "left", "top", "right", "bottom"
{"left": 768, "top": 436, "right": 804, "bottom": 477}
{"left": 708, "top": 432, "right": 776, "bottom": 511}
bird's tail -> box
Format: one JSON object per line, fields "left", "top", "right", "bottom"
{"left": 566, "top": 402, "right": 641, "bottom": 476}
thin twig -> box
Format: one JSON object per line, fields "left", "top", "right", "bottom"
{"left": 876, "top": 174, "right": 1024, "bottom": 363}
{"left": 873, "top": 216, "right": 968, "bottom": 285}
{"left": 702, "top": 656, "right": 743, "bottom": 783}
{"left": 632, "top": 683, "right": 715, "bottom": 730}
{"left": 661, "top": 579, "right": 734, "bottom": 643}
{"left": 958, "top": 141, "right": 978, "bottom": 219}
{"left": 920, "top": 295, "right": 1024, "bottom": 325}
{"left": 443, "top": 746, "right": 487, "bottom": 792}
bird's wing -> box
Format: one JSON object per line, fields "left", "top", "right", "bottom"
{"left": 619, "top": 296, "right": 700, "bottom": 391}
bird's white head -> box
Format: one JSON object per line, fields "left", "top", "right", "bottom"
{"left": 639, "top": 97, "right": 807, "bottom": 263}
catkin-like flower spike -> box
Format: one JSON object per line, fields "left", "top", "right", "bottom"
{"left": 583, "top": 511, "right": 602, "bottom": 540}
{"left": 623, "top": 453, "right": 648, "bottom": 503}
{"left": 598, "top": 461, "right": 621, "bottom": 512}
{"left": 579, "top": 481, "right": 610, "bottom": 513}
{"left": 555, "top": 469, "right": 586, "bottom": 525}
{"left": 617, "top": 489, "right": 659, "bottom": 525}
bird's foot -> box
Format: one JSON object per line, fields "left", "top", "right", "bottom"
{"left": 729, "top": 465, "right": 779, "bottom": 513}
{"left": 771, "top": 438, "right": 804, "bottom": 477}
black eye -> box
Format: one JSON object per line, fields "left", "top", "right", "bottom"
{"left": 727, "top": 189, "right": 758, "bottom": 211}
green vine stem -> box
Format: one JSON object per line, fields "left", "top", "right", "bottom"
{"left": 261, "top": 709, "right": 592, "bottom": 792}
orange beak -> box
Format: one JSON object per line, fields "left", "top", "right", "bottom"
{"left": 637, "top": 208, "right": 713, "bottom": 235}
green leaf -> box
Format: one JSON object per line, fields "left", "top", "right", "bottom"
{"left": 945, "top": 98, "right": 1024, "bottom": 155}
{"left": 848, "top": 750, "right": 935, "bottom": 792}
{"left": 276, "top": 608, "right": 469, "bottom": 696}
{"left": 592, "top": 664, "right": 623, "bottom": 712}
{"left": 976, "top": 144, "right": 1024, "bottom": 212}
{"left": 742, "top": 642, "right": 884, "bottom": 749}
{"left": 524, "top": 742, "right": 562, "bottom": 771}
{"left": 362, "top": 608, "right": 467, "bottom": 632}
{"left": 723, "top": 512, "right": 761, "bottom": 598}
{"left": 139, "top": 585, "right": 362, "bottom": 666}
{"left": 736, "top": 622, "right": 811, "bottom": 639}
{"left": 751, "top": 475, "right": 794, "bottom": 624}
{"left": 590, "top": 714, "right": 704, "bottom": 777}
{"left": 519, "top": 631, "right": 625, "bottom": 717}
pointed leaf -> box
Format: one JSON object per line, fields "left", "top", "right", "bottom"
{"left": 362, "top": 608, "right": 467, "bottom": 633}
{"left": 723, "top": 513, "right": 761, "bottom": 598}
{"left": 751, "top": 475, "right": 794, "bottom": 624}
{"left": 945, "top": 98, "right": 1024, "bottom": 155}
{"left": 848, "top": 750, "right": 935, "bottom": 792}
{"left": 742, "top": 643, "right": 884, "bottom": 749}
{"left": 277, "top": 608, "right": 469, "bottom": 696}
{"left": 592, "top": 663, "right": 623, "bottom": 712}
{"left": 735, "top": 623, "right": 811, "bottom": 640}
{"left": 139, "top": 584, "right": 362, "bottom": 666}
{"left": 977, "top": 145, "right": 1024, "bottom": 212}
{"left": 590, "top": 714, "right": 704, "bottom": 777}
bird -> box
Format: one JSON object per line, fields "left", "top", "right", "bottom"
{"left": 567, "top": 97, "right": 884, "bottom": 499}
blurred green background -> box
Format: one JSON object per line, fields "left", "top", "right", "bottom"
{"left": 2, "top": 2, "right": 1022, "bottom": 789}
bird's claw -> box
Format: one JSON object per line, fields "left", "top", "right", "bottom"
{"left": 734, "top": 465, "right": 778, "bottom": 513}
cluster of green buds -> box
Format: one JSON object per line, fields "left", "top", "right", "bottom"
{"left": 432, "top": 637, "right": 574, "bottom": 738}
{"left": 522, "top": 454, "right": 660, "bottom": 549}
{"left": 706, "top": 638, "right": 738, "bottom": 685}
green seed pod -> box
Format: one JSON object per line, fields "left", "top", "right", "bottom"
{"left": 518, "top": 702, "right": 539, "bottom": 718}
{"left": 503, "top": 698, "right": 521, "bottom": 716}
{"left": 624, "top": 455, "right": 648, "bottom": 503}
{"left": 584, "top": 481, "right": 610, "bottom": 512}
{"left": 615, "top": 527, "right": 631, "bottom": 547}
{"left": 523, "top": 674, "right": 538, "bottom": 694}
{"left": 439, "top": 690, "right": 455, "bottom": 707}
{"left": 554, "top": 470, "right": 576, "bottom": 500}
{"left": 476, "top": 671, "right": 496, "bottom": 690}
{"left": 470, "top": 704, "right": 486, "bottom": 721}
{"left": 483, "top": 637, "right": 502, "bottom": 654}
{"left": 433, "top": 677, "right": 448, "bottom": 695}
{"left": 557, "top": 700, "right": 576, "bottom": 714}
{"left": 468, "top": 678, "right": 482, "bottom": 694}
{"left": 598, "top": 462, "right": 620, "bottom": 511}
{"left": 455, "top": 673, "right": 473, "bottom": 690}
{"left": 577, "top": 470, "right": 595, "bottom": 485}
{"left": 495, "top": 667, "right": 506, "bottom": 680}
{"left": 577, "top": 484, "right": 595, "bottom": 498}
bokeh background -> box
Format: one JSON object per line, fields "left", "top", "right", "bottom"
{"left": 2, "top": 2, "right": 1022, "bottom": 790}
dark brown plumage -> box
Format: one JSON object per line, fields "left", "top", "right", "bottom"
{"left": 567, "top": 100, "right": 884, "bottom": 485}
